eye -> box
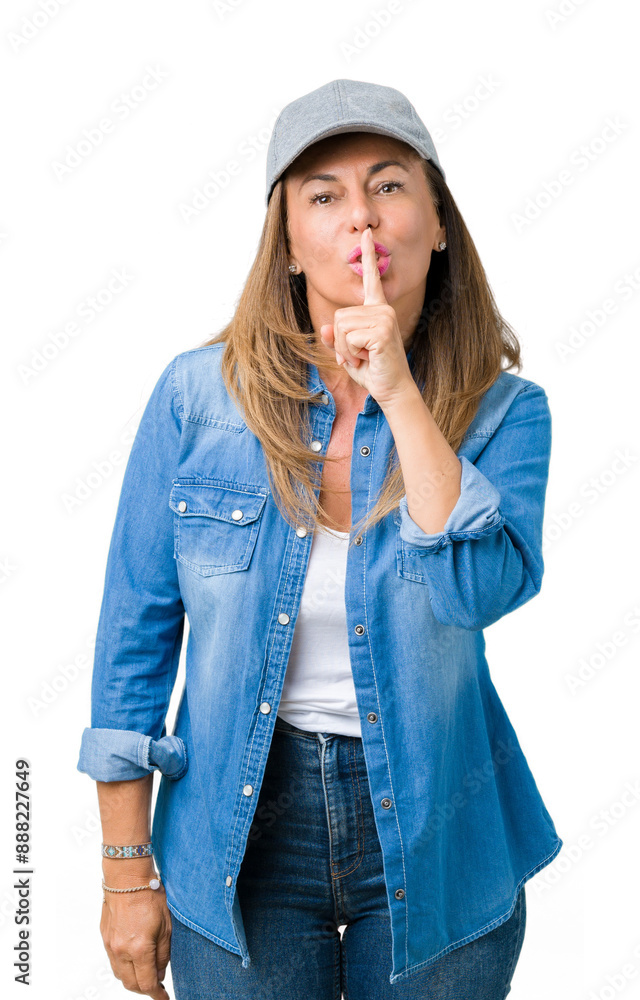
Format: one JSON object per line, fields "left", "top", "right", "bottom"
{"left": 308, "top": 192, "right": 333, "bottom": 206}
{"left": 307, "top": 180, "right": 405, "bottom": 206}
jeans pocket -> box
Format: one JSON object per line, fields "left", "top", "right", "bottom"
{"left": 502, "top": 885, "right": 527, "bottom": 998}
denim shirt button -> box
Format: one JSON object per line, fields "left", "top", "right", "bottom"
{"left": 259, "top": 702, "right": 271, "bottom": 714}
{"left": 231, "top": 509, "right": 243, "bottom": 521}
{"left": 225, "top": 876, "right": 233, "bottom": 887}
{"left": 355, "top": 624, "right": 365, "bottom": 635}
{"left": 381, "top": 798, "right": 392, "bottom": 809}
{"left": 360, "top": 445, "right": 371, "bottom": 457}
{"left": 278, "top": 613, "right": 290, "bottom": 625}
{"left": 394, "top": 888, "right": 405, "bottom": 900}
{"left": 355, "top": 535, "right": 363, "bottom": 545}
{"left": 310, "top": 440, "right": 322, "bottom": 452}
{"left": 367, "top": 712, "right": 378, "bottom": 723}
{"left": 177, "top": 500, "right": 187, "bottom": 512}
{"left": 320, "top": 393, "right": 329, "bottom": 404}
{"left": 295, "top": 527, "right": 308, "bottom": 537}
{"left": 243, "top": 784, "right": 253, "bottom": 796}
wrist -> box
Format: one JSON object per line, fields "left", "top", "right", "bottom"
{"left": 379, "top": 379, "right": 423, "bottom": 418}
{"left": 102, "top": 857, "right": 158, "bottom": 888}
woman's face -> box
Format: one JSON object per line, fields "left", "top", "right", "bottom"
{"left": 283, "top": 132, "right": 446, "bottom": 340}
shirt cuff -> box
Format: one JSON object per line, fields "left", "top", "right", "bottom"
{"left": 398, "top": 455, "right": 504, "bottom": 552}
{"left": 77, "top": 727, "right": 188, "bottom": 782}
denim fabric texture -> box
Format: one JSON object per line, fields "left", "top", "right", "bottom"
{"left": 168, "top": 715, "right": 528, "bottom": 999}
{"left": 77, "top": 342, "right": 563, "bottom": 985}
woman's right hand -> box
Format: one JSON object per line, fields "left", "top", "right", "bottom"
{"left": 100, "top": 884, "right": 172, "bottom": 999}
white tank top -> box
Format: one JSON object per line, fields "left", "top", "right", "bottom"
{"left": 277, "top": 526, "right": 362, "bottom": 737}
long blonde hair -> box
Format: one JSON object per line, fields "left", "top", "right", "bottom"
{"left": 200, "top": 153, "right": 521, "bottom": 544}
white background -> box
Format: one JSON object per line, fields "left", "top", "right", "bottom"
{"left": 2, "top": 0, "right": 638, "bottom": 997}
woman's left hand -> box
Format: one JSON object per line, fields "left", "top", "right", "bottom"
{"left": 319, "top": 225, "right": 416, "bottom": 409}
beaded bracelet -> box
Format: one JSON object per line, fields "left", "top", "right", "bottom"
{"left": 102, "top": 875, "right": 162, "bottom": 904}
{"left": 101, "top": 841, "right": 153, "bottom": 859}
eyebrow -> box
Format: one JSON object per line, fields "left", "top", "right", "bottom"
{"left": 298, "top": 159, "right": 411, "bottom": 190}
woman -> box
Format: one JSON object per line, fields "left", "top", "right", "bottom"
{"left": 77, "top": 79, "right": 563, "bottom": 999}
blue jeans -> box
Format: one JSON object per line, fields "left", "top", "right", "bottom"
{"left": 169, "top": 715, "right": 527, "bottom": 999}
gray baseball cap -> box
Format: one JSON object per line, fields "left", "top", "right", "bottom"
{"left": 265, "top": 78, "right": 445, "bottom": 207}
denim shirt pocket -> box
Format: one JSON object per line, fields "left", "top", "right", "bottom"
{"left": 169, "top": 480, "right": 268, "bottom": 576}
{"left": 393, "top": 508, "right": 433, "bottom": 584}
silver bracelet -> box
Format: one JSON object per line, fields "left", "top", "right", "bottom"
{"left": 102, "top": 875, "right": 162, "bottom": 904}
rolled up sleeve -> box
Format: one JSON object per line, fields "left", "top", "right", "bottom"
{"left": 77, "top": 728, "right": 187, "bottom": 782}
{"left": 76, "top": 356, "right": 187, "bottom": 782}
{"left": 399, "top": 455, "right": 504, "bottom": 550}
{"left": 397, "top": 383, "right": 552, "bottom": 631}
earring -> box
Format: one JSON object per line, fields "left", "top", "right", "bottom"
{"left": 438, "top": 242, "right": 447, "bottom": 251}
{"left": 288, "top": 264, "right": 297, "bottom": 273}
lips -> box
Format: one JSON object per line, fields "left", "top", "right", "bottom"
{"left": 348, "top": 241, "right": 390, "bottom": 264}
{"left": 347, "top": 240, "right": 391, "bottom": 277}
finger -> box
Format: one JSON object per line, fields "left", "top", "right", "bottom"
{"left": 324, "top": 321, "right": 360, "bottom": 368}
{"left": 337, "top": 343, "right": 361, "bottom": 367}
{"left": 361, "top": 225, "right": 387, "bottom": 306}
{"left": 149, "top": 982, "right": 170, "bottom": 999}
{"left": 319, "top": 323, "right": 334, "bottom": 345}
{"left": 130, "top": 943, "right": 167, "bottom": 997}
{"left": 156, "top": 933, "right": 171, "bottom": 987}
{"left": 131, "top": 958, "right": 169, "bottom": 1000}
{"left": 341, "top": 333, "right": 367, "bottom": 367}
{"left": 115, "top": 958, "right": 143, "bottom": 992}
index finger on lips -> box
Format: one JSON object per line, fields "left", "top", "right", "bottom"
{"left": 362, "top": 225, "right": 387, "bottom": 306}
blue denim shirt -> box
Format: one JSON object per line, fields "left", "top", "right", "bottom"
{"left": 77, "top": 343, "right": 563, "bottom": 985}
